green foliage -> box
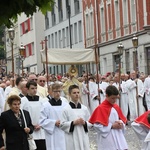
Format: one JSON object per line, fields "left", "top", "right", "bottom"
{"left": 0, "top": 0, "right": 55, "bottom": 27}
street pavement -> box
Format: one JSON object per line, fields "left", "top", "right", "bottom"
{"left": 89, "top": 122, "right": 141, "bottom": 150}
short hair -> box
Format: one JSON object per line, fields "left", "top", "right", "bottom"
{"left": 106, "top": 85, "right": 119, "bottom": 96}
{"left": 68, "top": 85, "right": 79, "bottom": 94}
{"left": 48, "top": 85, "right": 52, "bottom": 91}
{"left": 51, "top": 83, "right": 61, "bottom": 91}
{"left": 26, "top": 80, "right": 37, "bottom": 89}
{"left": 16, "top": 77, "right": 23, "bottom": 86}
{"left": 7, "top": 95, "right": 21, "bottom": 105}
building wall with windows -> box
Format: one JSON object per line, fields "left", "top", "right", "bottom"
{"left": 17, "top": 11, "right": 45, "bottom": 74}
{"left": 82, "top": 0, "right": 150, "bottom": 75}
{"left": 45, "top": 0, "right": 85, "bottom": 75}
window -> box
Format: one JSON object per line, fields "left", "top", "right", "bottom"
{"left": 66, "top": 27, "right": 69, "bottom": 46}
{"left": 71, "top": 25, "right": 73, "bottom": 44}
{"left": 90, "top": 12, "right": 94, "bottom": 36}
{"left": 66, "top": 0, "right": 70, "bottom": 18}
{"left": 114, "top": 55, "right": 120, "bottom": 72}
{"left": 74, "top": 23, "right": 77, "bottom": 43}
{"left": 115, "top": 0, "right": 120, "bottom": 28}
{"left": 146, "top": 48, "right": 150, "bottom": 74}
{"left": 123, "top": 0, "right": 128, "bottom": 25}
{"left": 31, "top": 43, "right": 34, "bottom": 55}
{"left": 58, "top": 30, "right": 61, "bottom": 48}
{"left": 78, "top": 21, "right": 82, "bottom": 42}
{"left": 45, "top": 12, "right": 49, "bottom": 29}
{"left": 62, "top": 28, "right": 65, "bottom": 47}
{"left": 20, "top": 18, "right": 31, "bottom": 35}
{"left": 131, "top": 0, "right": 136, "bottom": 23}
{"left": 125, "top": 51, "right": 129, "bottom": 72}
{"left": 100, "top": 7, "right": 105, "bottom": 33}
{"left": 58, "top": 0, "right": 63, "bottom": 22}
{"left": 51, "top": 33, "right": 54, "bottom": 48}
{"left": 51, "top": 6, "right": 56, "bottom": 26}
{"left": 107, "top": 4, "right": 112, "bottom": 30}
{"left": 74, "top": 0, "right": 80, "bottom": 14}
{"left": 48, "top": 35, "right": 51, "bottom": 48}
{"left": 25, "top": 43, "right": 34, "bottom": 57}
{"left": 55, "top": 32, "right": 58, "bottom": 48}
{"left": 85, "top": 14, "right": 89, "bottom": 38}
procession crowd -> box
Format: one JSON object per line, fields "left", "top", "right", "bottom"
{"left": 0, "top": 69, "right": 150, "bottom": 150}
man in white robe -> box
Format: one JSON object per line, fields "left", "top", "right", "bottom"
{"left": 60, "top": 85, "right": 92, "bottom": 150}
{"left": 39, "top": 83, "right": 67, "bottom": 150}
{"left": 81, "top": 74, "right": 89, "bottom": 108}
{"left": 131, "top": 111, "right": 150, "bottom": 150}
{"left": 0, "top": 88, "right": 4, "bottom": 114}
{"left": 89, "top": 85, "right": 128, "bottom": 150}
{"left": 88, "top": 81, "right": 99, "bottom": 114}
{"left": 21, "top": 80, "right": 46, "bottom": 150}
{"left": 126, "top": 71, "right": 145, "bottom": 120}
{"left": 99, "top": 76, "right": 109, "bottom": 102}
{"left": 120, "top": 76, "right": 129, "bottom": 117}
{"left": 144, "top": 75, "right": 150, "bottom": 109}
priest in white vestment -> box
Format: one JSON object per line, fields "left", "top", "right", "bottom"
{"left": 60, "top": 85, "right": 92, "bottom": 150}
{"left": 39, "top": 83, "right": 67, "bottom": 150}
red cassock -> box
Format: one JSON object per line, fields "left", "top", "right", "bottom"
{"left": 135, "top": 110, "right": 150, "bottom": 128}
{"left": 89, "top": 100, "right": 127, "bottom": 126}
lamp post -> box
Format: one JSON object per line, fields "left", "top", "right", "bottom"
{"left": 117, "top": 42, "right": 124, "bottom": 107}
{"left": 19, "top": 44, "right": 25, "bottom": 76}
{"left": 8, "top": 28, "right": 15, "bottom": 86}
{"left": 132, "top": 34, "right": 139, "bottom": 116}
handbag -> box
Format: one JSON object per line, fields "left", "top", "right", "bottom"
{"left": 21, "top": 109, "right": 37, "bottom": 150}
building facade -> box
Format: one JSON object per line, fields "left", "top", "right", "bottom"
{"left": 44, "top": 0, "right": 85, "bottom": 75}
{"left": 83, "top": 0, "right": 150, "bottom": 75}
{"left": 18, "top": 12, "right": 45, "bottom": 74}
{"left": 6, "top": 11, "right": 45, "bottom": 75}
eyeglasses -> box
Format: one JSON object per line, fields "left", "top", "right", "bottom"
{"left": 40, "top": 80, "right": 45, "bottom": 82}
{"left": 53, "top": 90, "right": 62, "bottom": 93}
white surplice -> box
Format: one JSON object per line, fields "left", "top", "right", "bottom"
{"left": 94, "top": 108, "right": 128, "bottom": 150}
{"left": 99, "top": 81, "right": 109, "bottom": 102}
{"left": 21, "top": 96, "right": 46, "bottom": 140}
{"left": 120, "top": 81, "right": 129, "bottom": 117}
{"left": 126, "top": 79, "right": 138, "bottom": 120}
{"left": 39, "top": 101, "right": 67, "bottom": 150}
{"left": 132, "top": 122, "right": 150, "bottom": 150}
{"left": 112, "top": 82, "right": 120, "bottom": 105}
{"left": 144, "top": 76, "right": 150, "bottom": 109}
{"left": 88, "top": 81, "right": 99, "bottom": 114}
{"left": 60, "top": 104, "right": 92, "bottom": 150}
{"left": 0, "top": 89, "right": 4, "bottom": 114}
{"left": 81, "top": 82, "right": 89, "bottom": 108}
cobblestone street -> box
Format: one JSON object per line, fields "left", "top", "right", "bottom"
{"left": 89, "top": 122, "right": 141, "bottom": 150}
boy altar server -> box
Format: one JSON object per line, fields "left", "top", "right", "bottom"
{"left": 89, "top": 85, "right": 128, "bottom": 150}
{"left": 39, "top": 83, "right": 67, "bottom": 150}
{"left": 131, "top": 111, "right": 150, "bottom": 150}
{"left": 60, "top": 85, "right": 92, "bottom": 150}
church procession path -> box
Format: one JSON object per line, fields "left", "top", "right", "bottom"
{"left": 89, "top": 121, "right": 141, "bottom": 150}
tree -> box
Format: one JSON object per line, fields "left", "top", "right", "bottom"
{"left": 0, "top": 0, "right": 54, "bottom": 27}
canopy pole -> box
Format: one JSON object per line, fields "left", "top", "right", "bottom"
{"left": 40, "top": 40, "right": 45, "bottom": 74}
{"left": 86, "top": 64, "right": 90, "bottom": 109}
{"left": 44, "top": 37, "right": 49, "bottom": 88}
{"left": 95, "top": 46, "right": 101, "bottom": 104}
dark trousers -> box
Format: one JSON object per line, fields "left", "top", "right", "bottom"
{"left": 35, "top": 139, "right": 46, "bottom": 150}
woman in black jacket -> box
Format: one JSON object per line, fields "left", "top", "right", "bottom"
{"left": 0, "top": 95, "right": 34, "bottom": 150}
